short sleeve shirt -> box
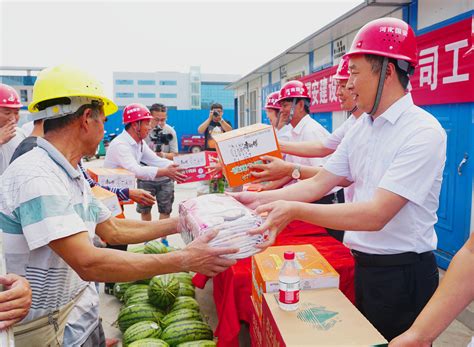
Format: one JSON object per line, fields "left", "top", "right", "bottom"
{"left": 324, "top": 94, "right": 447, "bottom": 254}
{"left": 0, "top": 138, "right": 111, "bottom": 345}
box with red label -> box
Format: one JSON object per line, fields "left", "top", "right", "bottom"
{"left": 173, "top": 151, "right": 222, "bottom": 184}
{"left": 213, "top": 123, "right": 282, "bottom": 187}
{"left": 252, "top": 244, "right": 339, "bottom": 320}
{"left": 262, "top": 288, "right": 387, "bottom": 346}
{"left": 250, "top": 296, "right": 263, "bottom": 347}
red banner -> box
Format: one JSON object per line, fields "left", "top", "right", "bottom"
{"left": 411, "top": 17, "right": 473, "bottom": 105}
{"left": 298, "top": 16, "right": 473, "bottom": 113}
{"left": 299, "top": 65, "right": 341, "bottom": 113}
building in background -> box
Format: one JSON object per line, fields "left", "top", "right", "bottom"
{"left": 113, "top": 66, "right": 239, "bottom": 110}
{"left": 227, "top": 0, "right": 473, "bottom": 271}
{"left": 0, "top": 67, "right": 43, "bottom": 120}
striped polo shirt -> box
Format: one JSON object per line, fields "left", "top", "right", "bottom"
{"left": 0, "top": 137, "right": 111, "bottom": 346}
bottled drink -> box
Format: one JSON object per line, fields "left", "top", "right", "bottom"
{"left": 278, "top": 251, "right": 300, "bottom": 311}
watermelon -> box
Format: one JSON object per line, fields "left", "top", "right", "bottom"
{"left": 126, "top": 291, "right": 150, "bottom": 306}
{"left": 129, "top": 244, "right": 146, "bottom": 253}
{"left": 169, "top": 297, "right": 200, "bottom": 313}
{"left": 113, "top": 282, "right": 134, "bottom": 301}
{"left": 160, "top": 309, "right": 202, "bottom": 328}
{"left": 145, "top": 240, "right": 169, "bottom": 254}
{"left": 148, "top": 275, "right": 180, "bottom": 309}
{"left": 123, "top": 321, "right": 162, "bottom": 346}
{"left": 123, "top": 284, "right": 149, "bottom": 304}
{"left": 176, "top": 341, "right": 216, "bottom": 347}
{"left": 177, "top": 283, "right": 195, "bottom": 298}
{"left": 118, "top": 303, "right": 165, "bottom": 332}
{"left": 161, "top": 320, "right": 213, "bottom": 347}
{"left": 173, "top": 272, "right": 193, "bottom": 286}
{"left": 128, "top": 338, "right": 169, "bottom": 347}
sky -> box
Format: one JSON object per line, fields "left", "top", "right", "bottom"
{"left": 1, "top": 0, "right": 362, "bottom": 94}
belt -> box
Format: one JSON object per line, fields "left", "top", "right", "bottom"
{"left": 351, "top": 250, "right": 433, "bottom": 267}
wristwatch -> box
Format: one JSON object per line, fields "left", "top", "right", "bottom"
{"left": 291, "top": 164, "right": 301, "bottom": 179}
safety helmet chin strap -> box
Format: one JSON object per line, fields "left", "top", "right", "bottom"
{"left": 274, "top": 109, "right": 282, "bottom": 130}
{"left": 369, "top": 57, "right": 389, "bottom": 116}
{"left": 349, "top": 105, "right": 358, "bottom": 114}
{"left": 286, "top": 98, "right": 298, "bottom": 125}
{"left": 132, "top": 120, "right": 145, "bottom": 151}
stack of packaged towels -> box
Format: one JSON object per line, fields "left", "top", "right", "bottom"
{"left": 179, "top": 194, "right": 264, "bottom": 259}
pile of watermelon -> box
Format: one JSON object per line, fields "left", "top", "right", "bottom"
{"left": 113, "top": 241, "right": 216, "bottom": 347}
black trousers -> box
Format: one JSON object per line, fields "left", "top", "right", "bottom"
{"left": 312, "top": 189, "right": 345, "bottom": 242}
{"left": 353, "top": 250, "right": 439, "bottom": 341}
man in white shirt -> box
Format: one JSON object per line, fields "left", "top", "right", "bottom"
{"left": 0, "top": 83, "right": 26, "bottom": 175}
{"left": 233, "top": 18, "right": 446, "bottom": 341}
{"left": 104, "top": 103, "right": 185, "bottom": 183}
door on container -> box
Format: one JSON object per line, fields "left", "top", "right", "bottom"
{"left": 249, "top": 90, "right": 257, "bottom": 125}
{"left": 239, "top": 94, "right": 246, "bottom": 128}
{"left": 426, "top": 103, "right": 472, "bottom": 269}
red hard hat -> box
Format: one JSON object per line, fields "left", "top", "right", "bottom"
{"left": 122, "top": 103, "right": 153, "bottom": 124}
{"left": 0, "top": 83, "right": 22, "bottom": 108}
{"left": 344, "top": 17, "right": 417, "bottom": 67}
{"left": 333, "top": 56, "right": 350, "bottom": 80}
{"left": 264, "top": 91, "right": 281, "bottom": 110}
{"left": 277, "top": 80, "right": 311, "bottom": 103}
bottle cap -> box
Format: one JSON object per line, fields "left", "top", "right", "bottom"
{"left": 284, "top": 251, "right": 295, "bottom": 260}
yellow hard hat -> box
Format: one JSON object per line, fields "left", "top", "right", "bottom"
{"left": 28, "top": 64, "right": 118, "bottom": 116}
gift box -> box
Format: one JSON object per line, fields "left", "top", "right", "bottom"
{"left": 86, "top": 167, "right": 135, "bottom": 189}
{"left": 252, "top": 244, "right": 339, "bottom": 320}
{"left": 174, "top": 151, "right": 222, "bottom": 184}
{"left": 262, "top": 288, "right": 387, "bottom": 346}
{"left": 213, "top": 123, "right": 282, "bottom": 187}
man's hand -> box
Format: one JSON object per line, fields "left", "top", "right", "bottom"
{"left": 0, "top": 274, "right": 32, "bottom": 330}
{"left": 0, "top": 120, "right": 16, "bottom": 145}
{"left": 248, "top": 200, "right": 298, "bottom": 250}
{"left": 205, "top": 156, "right": 223, "bottom": 178}
{"left": 181, "top": 230, "right": 238, "bottom": 277}
{"left": 129, "top": 189, "right": 156, "bottom": 206}
{"left": 226, "top": 191, "right": 261, "bottom": 210}
{"left": 249, "top": 155, "right": 293, "bottom": 183}
{"left": 389, "top": 329, "right": 431, "bottom": 347}
{"left": 162, "top": 164, "right": 187, "bottom": 183}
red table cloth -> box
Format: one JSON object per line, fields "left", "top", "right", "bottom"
{"left": 212, "top": 220, "right": 355, "bottom": 346}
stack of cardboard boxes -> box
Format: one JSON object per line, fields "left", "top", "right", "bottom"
{"left": 250, "top": 244, "right": 387, "bottom": 346}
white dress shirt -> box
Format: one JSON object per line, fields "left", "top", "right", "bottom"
{"left": 285, "top": 115, "right": 331, "bottom": 167}
{"left": 325, "top": 94, "right": 447, "bottom": 254}
{"left": 104, "top": 130, "right": 172, "bottom": 181}
{"left": 323, "top": 114, "right": 365, "bottom": 202}
{"left": 0, "top": 127, "right": 26, "bottom": 175}
{"left": 323, "top": 114, "right": 359, "bottom": 150}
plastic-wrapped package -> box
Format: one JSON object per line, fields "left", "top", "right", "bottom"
{"left": 179, "top": 194, "right": 265, "bottom": 259}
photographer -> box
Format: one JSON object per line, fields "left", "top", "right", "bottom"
{"left": 137, "top": 103, "right": 178, "bottom": 227}
{"left": 197, "top": 102, "right": 232, "bottom": 150}
{"left": 146, "top": 103, "right": 178, "bottom": 160}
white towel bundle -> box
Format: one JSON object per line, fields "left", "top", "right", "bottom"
{"left": 179, "top": 194, "right": 264, "bottom": 259}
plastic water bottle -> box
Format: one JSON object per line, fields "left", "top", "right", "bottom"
{"left": 278, "top": 251, "right": 300, "bottom": 311}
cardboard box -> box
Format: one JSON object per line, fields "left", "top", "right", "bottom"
{"left": 252, "top": 244, "right": 339, "bottom": 320}
{"left": 91, "top": 186, "right": 122, "bottom": 217}
{"left": 262, "top": 288, "right": 387, "bottom": 346}
{"left": 173, "top": 151, "right": 222, "bottom": 184}
{"left": 250, "top": 296, "right": 263, "bottom": 347}
{"left": 87, "top": 167, "right": 135, "bottom": 190}
{"left": 213, "top": 123, "right": 282, "bottom": 187}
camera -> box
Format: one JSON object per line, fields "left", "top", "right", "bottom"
{"left": 212, "top": 110, "right": 220, "bottom": 117}
{"left": 149, "top": 126, "right": 173, "bottom": 152}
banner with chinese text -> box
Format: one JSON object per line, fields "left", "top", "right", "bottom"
{"left": 410, "top": 17, "right": 473, "bottom": 105}
{"left": 299, "top": 65, "right": 341, "bottom": 113}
